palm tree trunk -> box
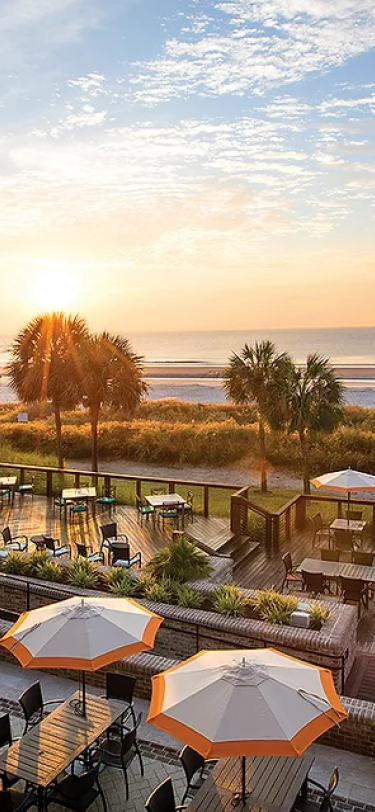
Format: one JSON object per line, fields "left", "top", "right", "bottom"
{"left": 299, "top": 430, "right": 310, "bottom": 494}
{"left": 90, "top": 407, "right": 100, "bottom": 472}
{"left": 258, "top": 418, "right": 268, "bottom": 493}
{"left": 53, "top": 401, "right": 64, "bottom": 469}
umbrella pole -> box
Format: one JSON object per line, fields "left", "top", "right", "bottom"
{"left": 242, "top": 756, "right": 246, "bottom": 803}
{"left": 82, "top": 670, "right": 86, "bottom": 718}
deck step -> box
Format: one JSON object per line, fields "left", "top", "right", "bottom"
{"left": 223, "top": 535, "right": 260, "bottom": 566}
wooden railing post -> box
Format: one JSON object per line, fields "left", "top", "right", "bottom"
{"left": 136, "top": 480, "right": 142, "bottom": 500}
{"left": 168, "top": 482, "right": 175, "bottom": 494}
{"left": 74, "top": 473, "right": 80, "bottom": 488}
{"left": 272, "top": 515, "right": 280, "bottom": 548}
{"left": 46, "top": 471, "right": 53, "bottom": 498}
{"left": 203, "top": 486, "right": 209, "bottom": 517}
{"left": 20, "top": 467, "right": 25, "bottom": 486}
{"left": 295, "top": 496, "right": 307, "bottom": 530}
{"left": 104, "top": 476, "right": 111, "bottom": 497}
{"left": 285, "top": 507, "right": 291, "bottom": 541}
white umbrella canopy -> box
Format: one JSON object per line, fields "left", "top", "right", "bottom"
{"left": 311, "top": 469, "right": 375, "bottom": 492}
{"left": 1, "top": 596, "right": 163, "bottom": 716}
{"left": 148, "top": 649, "right": 346, "bottom": 801}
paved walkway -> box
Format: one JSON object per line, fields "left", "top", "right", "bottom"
{"left": 1, "top": 662, "right": 375, "bottom": 811}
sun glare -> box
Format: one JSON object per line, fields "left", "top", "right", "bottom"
{"left": 30, "top": 262, "right": 81, "bottom": 312}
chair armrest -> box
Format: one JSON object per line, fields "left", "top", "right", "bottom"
{"left": 14, "top": 534, "right": 28, "bottom": 542}
{"left": 44, "top": 698, "right": 64, "bottom": 711}
{"left": 307, "top": 777, "right": 327, "bottom": 793}
{"left": 176, "top": 806, "right": 188, "bottom": 810}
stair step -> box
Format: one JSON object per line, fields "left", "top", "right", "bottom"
{"left": 229, "top": 536, "right": 261, "bottom": 567}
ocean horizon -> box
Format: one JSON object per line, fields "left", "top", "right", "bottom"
{"left": 2, "top": 326, "right": 375, "bottom": 407}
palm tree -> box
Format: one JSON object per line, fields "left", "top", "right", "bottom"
{"left": 287, "top": 354, "right": 344, "bottom": 494}
{"left": 223, "top": 340, "right": 293, "bottom": 492}
{"left": 7, "top": 313, "right": 88, "bottom": 468}
{"left": 80, "top": 332, "right": 146, "bottom": 472}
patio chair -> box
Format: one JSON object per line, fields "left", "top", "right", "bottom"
{"left": 105, "top": 672, "right": 137, "bottom": 728}
{"left": 178, "top": 491, "right": 194, "bottom": 524}
{"left": 320, "top": 548, "right": 340, "bottom": 562}
{"left": 178, "top": 745, "right": 214, "bottom": 803}
{"left": 333, "top": 529, "right": 355, "bottom": 556}
{"left": 1, "top": 527, "right": 28, "bottom": 552}
{"left": 353, "top": 550, "right": 374, "bottom": 566}
{"left": 43, "top": 536, "right": 70, "bottom": 558}
{"left": 100, "top": 522, "right": 128, "bottom": 546}
{"left": 145, "top": 777, "right": 187, "bottom": 812}
{"left": 75, "top": 541, "right": 105, "bottom": 564}
{"left": 136, "top": 494, "right": 155, "bottom": 525}
{"left": 0, "top": 488, "right": 11, "bottom": 505}
{"left": 0, "top": 789, "right": 36, "bottom": 812}
{"left": 69, "top": 501, "right": 88, "bottom": 521}
{"left": 293, "top": 766, "right": 339, "bottom": 812}
{"left": 111, "top": 544, "right": 141, "bottom": 570}
{"left": 301, "top": 570, "right": 330, "bottom": 597}
{"left": 18, "top": 681, "right": 63, "bottom": 735}
{"left": 281, "top": 552, "right": 303, "bottom": 592}
{"left": 158, "top": 502, "right": 179, "bottom": 532}
{"left": 339, "top": 576, "right": 368, "bottom": 618}
{"left": 96, "top": 486, "right": 117, "bottom": 512}
{"left": 0, "top": 714, "right": 21, "bottom": 790}
{"left": 17, "top": 477, "right": 34, "bottom": 498}
{"left": 46, "top": 759, "right": 107, "bottom": 812}
{"left": 99, "top": 712, "right": 144, "bottom": 800}
{"left": 311, "top": 513, "right": 331, "bottom": 548}
{"left": 54, "top": 496, "right": 73, "bottom": 514}
{"left": 346, "top": 509, "right": 363, "bottom": 521}
{"left": 150, "top": 487, "right": 167, "bottom": 496}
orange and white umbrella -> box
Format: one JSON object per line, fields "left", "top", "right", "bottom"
{"left": 311, "top": 468, "right": 375, "bottom": 527}
{"left": 1, "top": 596, "right": 163, "bottom": 715}
{"left": 148, "top": 649, "right": 346, "bottom": 801}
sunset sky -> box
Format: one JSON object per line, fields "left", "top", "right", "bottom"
{"left": 1, "top": 0, "right": 374, "bottom": 333}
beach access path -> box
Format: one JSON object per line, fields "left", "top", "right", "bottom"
{"left": 68, "top": 458, "right": 304, "bottom": 491}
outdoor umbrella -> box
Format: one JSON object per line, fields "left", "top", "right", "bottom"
{"left": 311, "top": 468, "right": 375, "bottom": 525}
{"left": 1, "top": 596, "right": 163, "bottom": 717}
{"left": 147, "top": 648, "right": 347, "bottom": 802}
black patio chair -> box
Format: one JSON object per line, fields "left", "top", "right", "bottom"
{"left": 43, "top": 536, "right": 70, "bottom": 558}
{"left": 96, "top": 486, "right": 117, "bottom": 512}
{"left": 136, "top": 494, "right": 155, "bottom": 526}
{"left": 75, "top": 541, "right": 105, "bottom": 565}
{"left": 301, "top": 570, "right": 330, "bottom": 596}
{"left": 346, "top": 509, "right": 363, "bottom": 521}
{"left": 178, "top": 492, "right": 194, "bottom": 525}
{"left": 145, "top": 777, "right": 187, "bottom": 812}
{"left": 99, "top": 713, "right": 144, "bottom": 800}
{"left": 353, "top": 550, "right": 374, "bottom": 566}
{"left": 150, "top": 487, "right": 167, "bottom": 496}
{"left": 111, "top": 544, "right": 141, "bottom": 570}
{"left": 320, "top": 548, "right": 340, "bottom": 562}
{"left": 339, "top": 576, "right": 368, "bottom": 618}
{"left": 0, "top": 714, "right": 21, "bottom": 790}
{"left": 100, "top": 522, "right": 128, "bottom": 545}
{"left": 18, "top": 681, "right": 62, "bottom": 735}
{"left": 281, "top": 552, "right": 303, "bottom": 592}
{"left": 158, "top": 502, "right": 179, "bottom": 532}
{"left": 46, "top": 759, "right": 107, "bottom": 812}
{"left": 17, "top": 477, "right": 34, "bottom": 499}
{"left": 0, "top": 789, "right": 36, "bottom": 812}
{"left": 311, "top": 514, "right": 331, "bottom": 548}
{"left": 333, "top": 530, "right": 355, "bottom": 556}
{"left": 178, "top": 745, "right": 215, "bottom": 803}
{"left": 293, "top": 766, "right": 339, "bottom": 812}
{"left": 2, "top": 527, "right": 28, "bottom": 552}
{"left": 105, "top": 673, "right": 137, "bottom": 727}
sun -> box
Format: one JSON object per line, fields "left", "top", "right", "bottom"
{"left": 29, "top": 261, "right": 82, "bottom": 312}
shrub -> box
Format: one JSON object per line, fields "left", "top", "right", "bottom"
{"left": 105, "top": 569, "right": 134, "bottom": 597}
{"left": 66, "top": 558, "right": 98, "bottom": 589}
{"left": 135, "top": 574, "right": 157, "bottom": 597}
{"left": 308, "top": 602, "right": 330, "bottom": 630}
{"left": 36, "top": 561, "right": 62, "bottom": 582}
{"left": 251, "top": 589, "right": 298, "bottom": 625}
{"left": 143, "top": 576, "right": 175, "bottom": 604}
{"left": 147, "top": 536, "right": 211, "bottom": 583}
{"left": 0, "top": 552, "right": 30, "bottom": 575}
{"left": 174, "top": 584, "right": 204, "bottom": 609}
{"left": 212, "top": 584, "right": 246, "bottom": 617}
{"left": 29, "top": 551, "right": 49, "bottom": 572}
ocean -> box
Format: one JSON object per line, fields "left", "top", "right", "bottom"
{"left": 2, "top": 327, "right": 375, "bottom": 407}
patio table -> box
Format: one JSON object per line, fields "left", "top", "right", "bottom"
{"left": 146, "top": 492, "right": 186, "bottom": 527}
{"left": 62, "top": 486, "right": 97, "bottom": 516}
{"left": 0, "top": 690, "right": 125, "bottom": 811}
{"left": 330, "top": 518, "right": 367, "bottom": 543}
{"left": 0, "top": 476, "right": 17, "bottom": 504}
{"left": 188, "top": 754, "right": 314, "bottom": 812}
{"left": 298, "top": 557, "right": 375, "bottom": 585}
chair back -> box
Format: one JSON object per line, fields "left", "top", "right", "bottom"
{"left": 346, "top": 510, "right": 363, "bottom": 521}
{"left": 333, "top": 530, "right": 353, "bottom": 552}
{"left": 19, "top": 681, "right": 43, "bottom": 730}
{"left": 42, "top": 537, "right": 56, "bottom": 552}
{"left": 353, "top": 551, "right": 374, "bottom": 566}
{"left": 320, "top": 548, "right": 339, "bottom": 562}
{"left": 282, "top": 552, "right": 292, "bottom": 575}
{"left": 0, "top": 791, "right": 13, "bottom": 812}
{"left": 339, "top": 576, "right": 365, "bottom": 601}
{"left": 101, "top": 523, "right": 117, "bottom": 542}
{"left": 112, "top": 545, "right": 130, "bottom": 565}
{"left": 179, "top": 745, "right": 205, "bottom": 785}
{"left": 150, "top": 487, "right": 166, "bottom": 496}
{"left": 312, "top": 513, "right": 324, "bottom": 531}
{"left": 0, "top": 713, "right": 12, "bottom": 748}
{"left": 75, "top": 542, "right": 88, "bottom": 558}
{"left": 145, "top": 777, "right": 176, "bottom": 812}
{"left": 301, "top": 570, "right": 324, "bottom": 593}
{"left": 187, "top": 491, "right": 194, "bottom": 506}
{"left": 106, "top": 673, "right": 136, "bottom": 705}
{"left": 75, "top": 762, "right": 100, "bottom": 800}
{"left": 2, "top": 527, "right": 11, "bottom": 545}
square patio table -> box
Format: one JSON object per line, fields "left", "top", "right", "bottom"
{"left": 298, "top": 557, "right": 375, "bottom": 585}
{"left": 0, "top": 476, "right": 18, "bottom": 503}
{"left": 188, "top": 754, "right": 314, "bottom": 812}
{"left": 146, "top": 492, "right": 186, "bottom": 528}
{"left": 62, "top": 486, "right": 97, "bottom": 516}
{"left": 0, "top": 691, "right": 125, "bottom": 811}
{"left": 330, "top": 518, "right": 367, "bottom": 538}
